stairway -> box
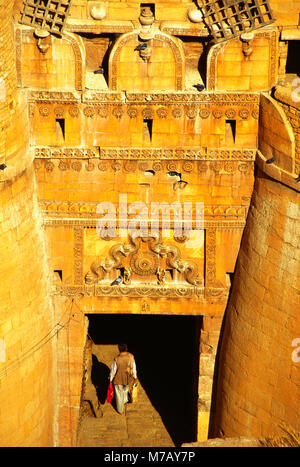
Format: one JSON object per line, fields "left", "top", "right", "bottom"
{"left": 77, "top": 344, "right": 174, "bottom": 447}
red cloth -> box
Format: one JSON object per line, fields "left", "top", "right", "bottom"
{"left": 106, "top": 382, "right": 114, "bottom": 403}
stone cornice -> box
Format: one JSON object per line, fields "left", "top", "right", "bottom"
{"left": 33, "top": 146, "right": 256, "bottom": 161}
{"left": 42, "top": 218, "right": 246, "bottom": 230}
{"left": 27, "top": 89, "right": 260, "bottom": 105}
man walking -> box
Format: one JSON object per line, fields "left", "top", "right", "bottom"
{"left": 109, "top": 344, "right": 137, "bottom": 414}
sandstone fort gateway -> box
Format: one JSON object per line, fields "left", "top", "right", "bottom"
{"left": 0, "top": 0, "right": 299, "bottom": 448}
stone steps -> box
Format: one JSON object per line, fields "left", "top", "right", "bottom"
{"left": 77, "top": 344, "right": 174, "bottom": 447}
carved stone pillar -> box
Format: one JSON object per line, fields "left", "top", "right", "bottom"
{"left": 74, "top": 227, "right": 83, "bottom": 285}
{"left": 205, "top": 229, "right": 222, "bottom": 288}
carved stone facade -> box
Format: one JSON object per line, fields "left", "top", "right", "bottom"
{"left": 23, "top": 7, "right": 260, "bottom": 444}
{"left": 1, "top": 0, "right": 299, "bottom": 449}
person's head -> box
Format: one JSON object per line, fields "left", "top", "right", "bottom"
{"left": 118, "top": 343, "right": 128, "bottom": 353}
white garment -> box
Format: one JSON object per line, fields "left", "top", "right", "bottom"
{"left": 114, "top": 384, "right": 129, "bottom": 414}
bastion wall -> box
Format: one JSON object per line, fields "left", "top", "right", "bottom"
{"left": 0, "top": 1, "right": 55, "bottom": 446}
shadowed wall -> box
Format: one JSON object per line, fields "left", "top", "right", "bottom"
{"left": 211, "top": 170, "right": 300, "bottom": 438}
{"left": 0, "top": 0, "right": 55, "bottom": 446}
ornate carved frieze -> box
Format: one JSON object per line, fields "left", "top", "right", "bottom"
{"left": 74, "top": 227, "right": 83, "bottom": 285}
{"left": 28, "top": 90, "right": 81, "bottom": 103}
{"left": 44, "top": 219, "right": 246, "bottom": 231}
{"left": 65, "top": 23, "right": 134, "bottom": 34}
{"left": 39, "top": 199, "right": 249, "bottom": 221}
{"left": 99, "top": 148, "right": 205, "bottom": 160}
{"left": 33, "top": 146, "right": 256, "bottom": 161}
{"left": 55, "top": 283, "right": 228, "bottom": 304}
{"left": 206, "top": 149, "right": 255, "bottom": 161}
{"left": 15, "top": 28, "right": 22, "bottom": 87}
{"left": 82, "top": 91, "right": 124, "bottom": 104}
{"left": 35, "top": 157, "right": 253, "bottom": 179}
{"left": 125, "top": 92, "right": 260, "bottom": 105}
{"left": 30, "top": 100, "right": 259, "bottom": 126}
{"left": 92, "top": 285, "right": 197, "bottom": 298}
{"left": 205, "top": 229, "right": 223, "bottom": 288}
{"left": 28, "top": 88, "right": 260, "bottom": 106}
{"left": 85, "top": 234, "right": 202, "bottom": 286}
{"left": 34, "top": 156, "right": 254, "bottom": 180}
{"left": 77, "top": 104, "right": 258, "bottom": 120}
{"left": 34, "top": 147, "right": 100, "bottom": 159}
{"left": 161, "top": 26, "right": 209, "bottom": 37}
{"left": 99, "top": 148, "right": 256, "bottom": 161}
{"left": 28, "top": 88, "right": 260, "bottom": 141}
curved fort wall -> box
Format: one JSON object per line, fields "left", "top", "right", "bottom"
{"left": 212, "top": 96, "right": 300, "bottom": 438}
{"left": 0, "top": 1, "right": 55, "bottom": 446}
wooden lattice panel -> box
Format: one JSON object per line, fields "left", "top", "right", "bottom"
{"left": 198, "top": 0, "right": 275, "bottom": 42}
{"left": 20, "top": 0, "right": 72, "bottom": 35}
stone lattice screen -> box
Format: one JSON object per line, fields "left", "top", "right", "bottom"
{"left": 198, "top": 0, "right": 275, "bottom": 42}
{"left": 20, "top": 0, "right": 72, "bottom": 35}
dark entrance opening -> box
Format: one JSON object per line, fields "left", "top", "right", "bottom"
{"left": 286, "top": 41, "right": 300, "bottom": 76}
{"left": 87, "top": 313, "right": 201, "bottom": 446}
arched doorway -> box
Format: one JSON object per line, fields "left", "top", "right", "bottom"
{"left": 83, "top": 313, "right": 201, "bottom": 446}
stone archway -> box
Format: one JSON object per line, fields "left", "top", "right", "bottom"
{"left": 108, "top": 30, "right": 185, "bottom": 91}
{"left": 78, "top": 313, "right": 201, "bottom": 447}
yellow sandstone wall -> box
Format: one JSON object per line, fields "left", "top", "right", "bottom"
{"left": 204, "top": 0, "right": 300, "bottom": 440}
{"left": 211, "top": 172, "right": 300, "bottom": 438}
{"left": 0, "top": 1, "right": 55, "bottom": 446}
{"left": 270, "top": 0, "right": 300, "bottom": 26}
{"left": 1, "top": 0, "right": 300, "bottom": 447}
{"left": 210, "top": 80, "right": 300, "bottom": 439}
